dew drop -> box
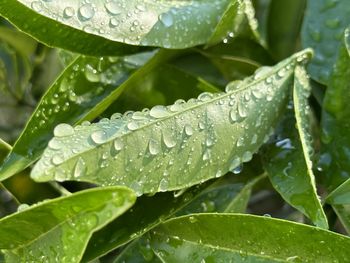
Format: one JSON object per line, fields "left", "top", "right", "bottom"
{"left": 52, "top": 155, "right": 64, "bottom": 165}
{"left": 184, "top": 124, "right": 194, "bottom": 136}
{"left": 162, "top": 131, "right": 176, "bottom": 149}
{"left": 78, "top": 4, "right": 95, "bottom": 21}
{"left": 48, "top": 138, "right": 61, "bottom": 150}
{"left": 150, "top": 105, "right": 170, "bottom": 118}
{"left": 159, "top": 13, "right": 173, "bottom": 27}
{"left": 113, "top": 138, "right": 124, "bottom": 151}
{"left": 74, "top": 157, "right": 86, "bottom": 178}
{"left": 63, "top": 7, "right": 75, "bottom": 18}
{"left": 91, "top": 130, "right": 108, "bottom": 144}
{"left": 105, "top": 2, "right": 122, "bottom": 15}
{"left": 127, "top": 121, "right": 139, "bottom": 131}
{"left": 242, "top": 151, "right": 253, "bottom": 162}
{"left": 229, "top": 157, "right": 241, "bottom": 172}
{"left": 158, "top": 178, "right": 168, "bottom": 192}
{"left": 54, "top": 123, "right": 74, "bottom": 137}
{"left": 149, "top": 139, "right": 160, "bottom": 156}
{"left": 109, "top": 18, "right": 120, "bottom": 27}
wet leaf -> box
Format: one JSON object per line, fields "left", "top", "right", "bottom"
{"left": 0, "top": 0, "right": 256, "bottom": 54}
{"left": 0, "top": 186, "right": 136, "bottom": 262}
{"left": 31, "top": 50, "right": 312, "bottom": 196}
{"left": 301, "top": 0, "right": 350, "bottom": 83}
{"left": 150, "top": 214, "right": 350, "bottom": 262}
{"left": 319, "top": 28, "right": 350, "bottom": 191}
{"left": 0, "top": 50, "right": 176, "bottom": 181}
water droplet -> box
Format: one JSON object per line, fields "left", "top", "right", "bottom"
{"left": 202, "top": 149, "right": 211, "bottom": 161}
{"left": 52, "top": 155, "right": 64, "bottom": 165}
{"left": 113, "top": 138, "right": 124, "bottom": 152}
{"left": 238, "top": 102, "right": 248, "bottom": 118}
{"left": 149, "top": 139, "right": 160, "bottom": 156}
{"left": 158, "top": 178, "right": 168, "bottom": 192}
{"left": 78, "top": 4, "right": 95, "bottom": 21}
{"left": 150, "top": 105, "right": 170, "bottom": 118}
{"left": 63, "top": 7, "right": 75, "bottom": 18}
{"left": 54, "top": 124, "right": 74, "bottom": 137}
{"left": 105, "top": 2, "right": 122, "bottom": 15}
{"left": 198, "top": 92, "right": 213, "bottom": 102}
{"left": 159, "top": 13, "right": 173, "bottom": 27}
{"left": 229, "top": 157, "right": 241, "bottom": 171}
{"left": 184, "top": 124, "right": 194, "bottom": 136}
{"left": 31, "top": 1, "right": 43, "bottom": 12}
{"left": 162, "top": 131, "right": 176, "bottom": 149}
{"left": 85, "top": 64, "right": 100, "bottom": 82}
{"left": 91, "top": 130, "right": 108, "bottom": 144}
{"left": 242, "top": 151, "right": 253, "bottom": 162}
{"left": 109, "top": 17, "right": 120, "bottom": 27}
{"left": 74, "top": 157, "right": 86, "bottom": 178}
{"left": 127, "top": 121, "right": 139, "bottom": 131}
{"left": 48, "top": 138, "right": 61, "bottom": 150}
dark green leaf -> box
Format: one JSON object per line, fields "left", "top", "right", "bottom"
{"left": 31, "top": 50, "right": 312, "bottom": 195}
{"left": 83, "top": 183, "right": 209, "bottom": 262}
{"left": 0, "top": 186, "right": 136, "bottom": 262}
{"left": 150, "top": 214, "right": 350, "bottom": 262}
{"left": 332, "top": 205, "right": 350, "bottom": 234}
{"left": 319, "top": 28, "right": 350, "bottom": 191}
{"left": 301, "top": 0, "right": 350, "bottom": 83}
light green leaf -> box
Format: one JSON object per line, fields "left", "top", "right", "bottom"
{"left": 31, "top": 50, "right": 312, "bottom": 196}
{"left": 83, "top": 182, "right": 210, "bottom": 262}
{"left": 319, "top": 28, "right": 350, "bottom": 191}
{"left": 0, "top": 186, "right": 136, "bottom": 262}
{"left": 0, "top": 26, "right": 37, "bottom": 56}
{"left": 327, "top": 178, "right": 350, "bottom": 205}
{"left": 301, "top": 0, "right": 350, "bottom": 83}
{"left": 0, "top": 0, "right": 256, "bottom": 54}
{"left": 0, "top": 138, "right": 10, "bottom": 157}
{"left": 150, "top": 214, "right": 350, "bottom": 262}
{"left": 0, "top": 49, "right": 176, "bottom": 182}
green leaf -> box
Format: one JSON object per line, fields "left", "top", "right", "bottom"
{"left": 327, "top": 178, "right": 350, "bottom": 205}
{"left": 0, "top": 0, "right": 256, "bottom": 54}
{"left": 150, "top": 214, "right": 350, "bottom": 262}
{"left": 332, "top": 205, "right": 350, "bottom": 234}
{"left": 31, "top": 50, "right": 312, "bottom": 196}
{"left": 319, "top": 28, "right": 350, "bottom": 191}
{"left": 0, "top": 26, "right": 37, "bottom": 56}
{"left": 0, "top": 1, "right": 143, "bottom": 56}
{"left": 0, "top": 186, "right": 136, "bottom": 262}
{"left": 0, "top": 138, "right": 10, "bottom": 159}
{"left": 301, "top": 0, "right": 350, "bottom": 83}
{"left": 0, "top": 49, "right": 176, "bottom": 181}
{"left": 83, "top": 183, "right": 209, "bottom": 261}
{"left": 267, "top": 0, "right": 306, "bottom": 60}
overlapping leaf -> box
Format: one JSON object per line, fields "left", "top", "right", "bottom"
{"left": 150, "top": 214, "right": 350, "bottom": 262}
{"left": 0, "top": 50, "right": 177, "bottom": 181}
{"left": 0, "top": 186, "right": 136, "bottom": 262}
{"left": 301, "top": 0, "right": 350, "bottom": 83}
{"left": 31, "top": 50, "right": 312, "bottom": 196}
{"left": 0, "top": 0, "right": 258, "bottom": 55}
{"left": 320, "top": 28, "right": 350, "bottom": 191}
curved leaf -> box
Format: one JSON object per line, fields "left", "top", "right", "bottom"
{"left": 319, "top": 28, "right": 350, "bottom": 191}
{"left": 263, "top": 66, "right": 328, "bottom": 228}
{"left": 0, "top": 49, "right": 176, "bottom": 181}
{"left": 150, "top": 214, "right": 350, "bottom": 262}
{"left": 83, "top": 182, "right": 210, "bottom": 262}
{"left": 301, "top": 0, "right": 350, "bottom": 83}
{"left": 0, "top": 186, "right": 136, "bottom": 262}
{"left": 0, "top": 0, "right": 256, "bottom": 54}
{"left": 31, "top": 50, "right": 312, "bottom": 195}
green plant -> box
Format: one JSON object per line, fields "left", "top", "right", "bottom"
{"left": 0, "top": 0, "right": 349, "bottom": 261}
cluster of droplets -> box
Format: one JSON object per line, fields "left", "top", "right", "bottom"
{"left": 34, "top": 54, "right": 305, "bottom": 194}
{"left": 26, "top": 0, "right": 231, "bottom": 48}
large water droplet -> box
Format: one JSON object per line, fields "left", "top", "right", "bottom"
{"left": 159, "top": 13, "right": 173, "bottom": 27}
{"left": 63, "top": 7, "right": 75, "bottom": 18}
{"left": 74, "top": 157, "right": 86, "bottom": 178}
{"left": 150, "top": 105, "right": 170, "bottom": 118}
{"left": 113, "top": 138, "right": 124, "bottom": 151}
{"left": 149, "top": 139, "right": 160, "bottom": 156}
{"left": 162, "top": 131, "right": 176, "bottom": 149}
{"left": 229, "top": 157, "right": 241, "bottom": 172}
{"left": 105, "top": 2, "right": 122, "bottom": 15}
{"left": 242, "top": 151, "right": 253, "bottom": 162}
{"left": 54, "top": 124, "right": 74, "bottom": 137}
{"left": 78, "top": 4, "right": 95, "bottom": 21}
{"left": 91, "top": 130, "right": 108, "bottom": 144}
{"left": 184, "top": 124, "right": 194, "bottom": 136}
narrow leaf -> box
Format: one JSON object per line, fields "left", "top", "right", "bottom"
{"left": 150, "top": 214, "right": 350, "bottom": 262}
{"left": 1, "top": 0, "right": 255, "bottom": 53}
{"left": 301, "top": 0, "right": 350, "bottom": 83}
{"left": 0, "top": 186, "right": 136, "bottom": 262}
{"left": 0, "top": 50, "right": 176, "bottom": 181}
{"left": 320, "top": 28, "right": 350, "bottom": 191}
{"left": 327, "top": 178, "right": 350, "bottom": 205}
{"left": 332, "top": 205, "right": 350, "bottom": 234}
{"left": 31, "top": 50, "right": 312, "bottom": 196}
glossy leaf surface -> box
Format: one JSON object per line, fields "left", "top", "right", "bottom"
{"left": 0, "top": 186, "right": 136, "bottom": 262}
{"left": 0, "top": 0, "right": 257, "bottom": 54}
{"left": 320, "top": 28, "right": 350, "bottom": 191}
{"left": 151, "top": 214, "right": 350, "bottom": 262}
{"left": 301, "top": 0, "right": 350, "bottom": 83}
{"left": 31, "top": 50, "right": 312, "bottom": 195}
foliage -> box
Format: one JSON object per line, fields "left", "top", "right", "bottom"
{"left": 0, "top": 0, "right": 350, "bottom": 262}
